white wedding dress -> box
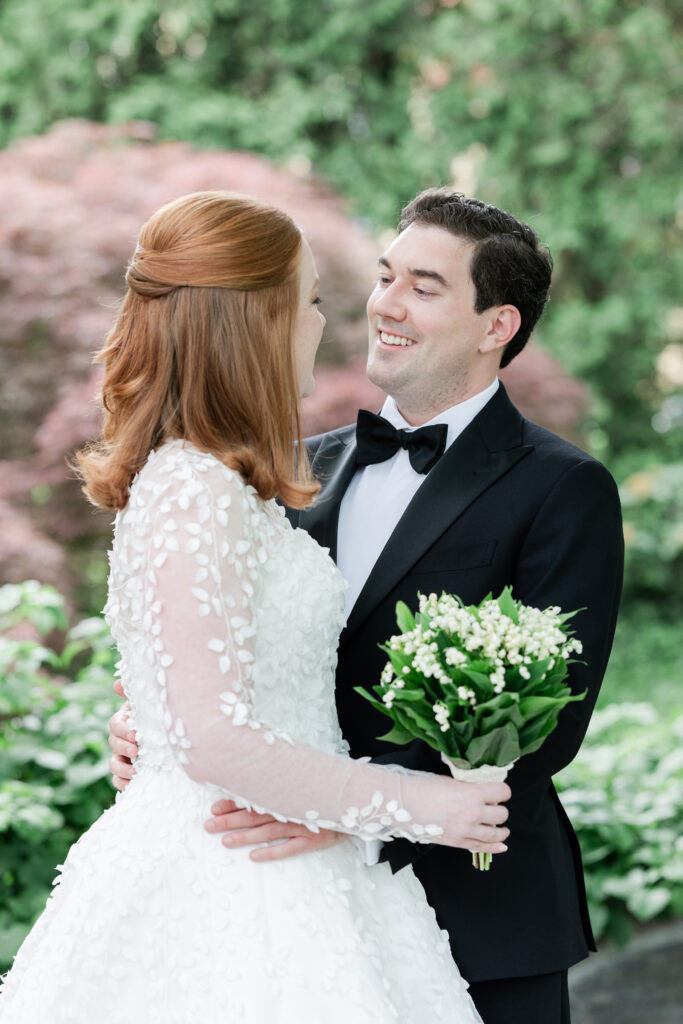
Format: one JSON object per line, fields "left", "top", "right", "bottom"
{"left": 0, "top": 441, "right": 481, "bottom": 1023}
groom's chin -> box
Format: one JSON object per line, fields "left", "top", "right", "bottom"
{"left": 366, "top": 359, "right": 408, "bottom": 400}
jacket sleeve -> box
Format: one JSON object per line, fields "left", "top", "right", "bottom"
{"left": 504, "top": 457, "right": 623, "bottom": 793}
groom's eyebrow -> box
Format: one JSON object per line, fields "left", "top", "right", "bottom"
{"left": 378, "top": 256, "right": 449, "bottom": 288}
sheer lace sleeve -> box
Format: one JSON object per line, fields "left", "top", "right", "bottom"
{"left": 138, "top": 446, "right": 447, "bottom": 844}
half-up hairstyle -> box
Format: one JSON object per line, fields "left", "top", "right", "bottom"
{"left": 77, "top": 191, "right": 319, "bottom": 510}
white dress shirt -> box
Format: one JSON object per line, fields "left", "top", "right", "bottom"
{"left": 337, "top": 377, "right": 499, "bottom": 621}
{"left": 337, "top": 378, "right": 499, "bottom": 865}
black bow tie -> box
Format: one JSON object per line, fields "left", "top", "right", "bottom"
{"left": 355, "top": 410, "right": 448, "bottom": 475}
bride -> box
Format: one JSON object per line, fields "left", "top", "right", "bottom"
{"left": 0, "top": 191, "right": 509, "bottom": 1023}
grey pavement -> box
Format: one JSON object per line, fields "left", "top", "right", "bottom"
{"left": 569, "top": 920, "right": 683, "bottom": 1024}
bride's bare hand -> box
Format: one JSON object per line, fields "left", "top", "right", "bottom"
{"left": 428, "top": 777, "right": 511, "bottom": 854}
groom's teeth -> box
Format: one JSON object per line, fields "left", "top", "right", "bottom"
{"left": 379, "top": 331, "right": 416, "bottom": 347}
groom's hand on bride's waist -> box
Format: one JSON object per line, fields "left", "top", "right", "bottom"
{"left": 108, "top": 691, "right": 138, "bottom": 791}
{"left": 108, "top": 697, "right": 347, "bottom": 859}
{"left": 205, "top": 800, "right": 348, "bottom": 861}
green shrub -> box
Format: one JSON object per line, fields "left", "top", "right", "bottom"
{"left": 0, "top": 581, "right": 119, "bottom": 971}
{"left": 557, "top": 702, "right": 683, "bottom": 946}
{"left": 599, "top": 602, "right": 683, "bottom": 714}
{"left": 620, "top": 461, "right": 683, "bottom": 605}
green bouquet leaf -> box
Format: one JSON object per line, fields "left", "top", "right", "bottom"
{"left": 354, "top": 586, "right": 586, "bottom": 771}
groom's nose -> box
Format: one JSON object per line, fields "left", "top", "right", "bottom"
{"left": 370, "top": 283, "right": 407, "bottom": 323}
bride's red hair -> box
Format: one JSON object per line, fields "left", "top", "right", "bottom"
{"left": 76, "top": 191, "right": 319, "bottom": 511}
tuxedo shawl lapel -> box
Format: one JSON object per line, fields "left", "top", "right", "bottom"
{"left": 297, "top": 425, "right": 358, "bottom": 561}
{"left": 343, "top": 386, "right": 533, "bottom": 640}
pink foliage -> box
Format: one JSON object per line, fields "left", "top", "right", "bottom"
{"left": 0, "top": 120, "right": 586, "bottom": 602}
{"left": 302, "top": 358, "right": 386, "bottom": 435}
{"left": 0, "top": 497, "right": 70, "bottom": 593}
{"left": 0, "top": 120, "right": 378, "bottom": 456}
{"left": 500, "top": 345, "right": 588, "bottom": 439}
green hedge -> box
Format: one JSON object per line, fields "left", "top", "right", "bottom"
{"left": 620, "top": 461, "right": 683, "bottom": 605}
{"left": 556, "top": 703, "right": 683, "bottom": 945}
{"left": 0, "top": 582, "right": 119, "bottom": 970}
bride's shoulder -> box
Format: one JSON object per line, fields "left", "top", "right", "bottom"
{"left": 129, "top": 440, "right": 266, "bottom": 521}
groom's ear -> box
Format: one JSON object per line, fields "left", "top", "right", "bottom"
{"left": 479, "top": 305, "right": 521, "bottom": 357}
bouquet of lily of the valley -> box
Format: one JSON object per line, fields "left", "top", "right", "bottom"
{"left": 355, "top": 587, "right": 585, "bottom": 870}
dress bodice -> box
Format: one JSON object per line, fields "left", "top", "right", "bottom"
{"left": 106, "top": 441, "right": 349, "bottom": 768}
{"left": 103, "top": 441, "right": 443, "bottom": 844}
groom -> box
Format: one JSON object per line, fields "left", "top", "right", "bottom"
{"left": 110, "top": 189, "right": 623, "bottom": 1023}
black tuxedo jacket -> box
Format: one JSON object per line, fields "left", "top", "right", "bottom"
{"left": 287, "top": 384, "right": 623, "bottom": 983}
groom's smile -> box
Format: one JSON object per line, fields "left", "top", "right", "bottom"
{"left": 377, "top": 329, "right": 417, "bottom": 348}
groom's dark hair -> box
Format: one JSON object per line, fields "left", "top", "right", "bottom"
{"left": 398, "top": 188, "right": 553, "bottom": 367}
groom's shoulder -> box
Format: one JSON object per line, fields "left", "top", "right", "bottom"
{"left": 488, "top": 387, "right": 616, "bottom": 485}
{"left": 303, "top": 422, "right": 356, "bottom": 459}
{"left": 520, "top": 415, "right": 618, "bottom": 492}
